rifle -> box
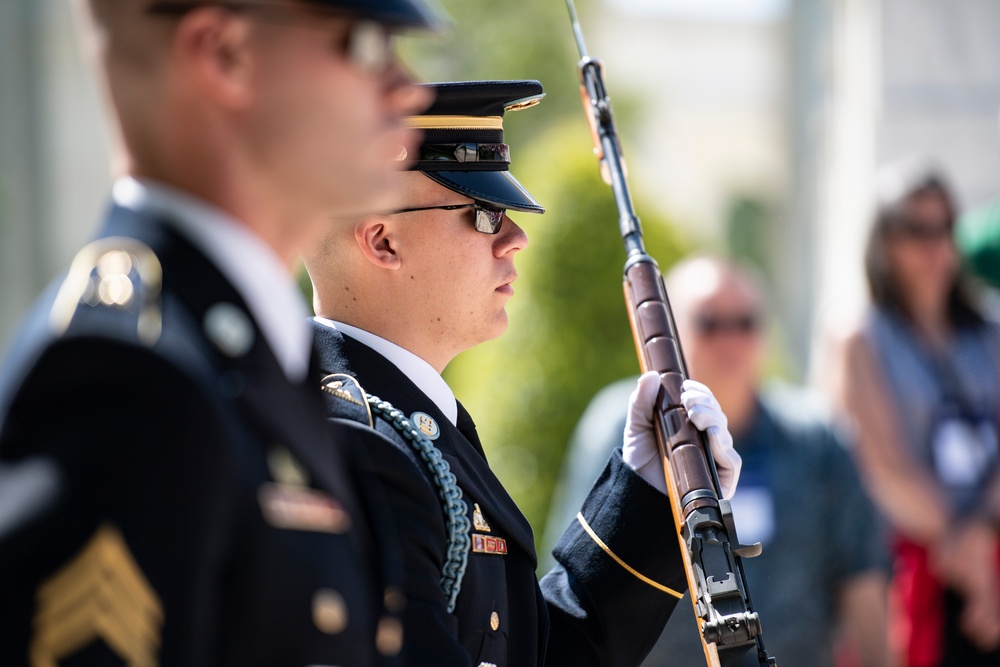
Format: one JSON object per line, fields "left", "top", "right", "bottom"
{"left": 564, "top": 3, "right": 776, "bottom": 666}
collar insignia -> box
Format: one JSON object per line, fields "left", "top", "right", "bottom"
{"left": 410, "top": 411, "right": 440, "bottom": 440}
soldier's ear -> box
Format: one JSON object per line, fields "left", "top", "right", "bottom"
{"left": 174, "top": 8, "right": 255, "bottom": 111}
{"left": 354, "top": 216, "right": 400, "bottom": 270}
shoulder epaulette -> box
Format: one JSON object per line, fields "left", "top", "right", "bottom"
{"left": 49, "top": 237, "right": 163, "bottom": 346}
{"left": 320, "top": 374, "right": 374, "bottom": 427}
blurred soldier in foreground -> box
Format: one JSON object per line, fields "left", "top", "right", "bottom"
{"left": 0, "top": 0, "right": 438, "bottom": 664}
{"left": 546, "top": 256, "right": 891, "bottom": 667}
{"left": 301, "top": 80, "right": 743, "bottom": 666}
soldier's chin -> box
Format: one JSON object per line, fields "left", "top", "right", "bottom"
{"left": 482, "top": 312, "right": 510, "bottom": 343}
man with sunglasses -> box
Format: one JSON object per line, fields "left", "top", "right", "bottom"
{"left": 302, "top": 80, "right": 743, "bottom": 666}
{"left": 548, "top": 256, "right": 890, "bottom": 666}
{"left": 0, "top": 0, "right": 440, "bottom": 664}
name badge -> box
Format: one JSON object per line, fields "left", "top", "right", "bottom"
{"left": 259, "top": 483, "right": 351, "bottom": 534}
{"left": 730, "top": 486, "right": 775, "bottom": 546}
{"left": 932, "top": 418, "right": 999, "bottom": 488}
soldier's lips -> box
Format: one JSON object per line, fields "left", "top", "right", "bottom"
{"left": 496, "top": 274, "right": 517, "bottom": 295}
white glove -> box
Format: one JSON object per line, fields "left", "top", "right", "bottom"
{"left": 623, "top": 371, "right": 742, "bottom": 499}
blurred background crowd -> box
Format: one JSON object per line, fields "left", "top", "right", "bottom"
{"left": 4, "top": 0, "right": 1000, "bottom": 665}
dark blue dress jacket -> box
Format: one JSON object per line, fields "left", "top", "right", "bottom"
{"left": 0, "top": 204, "right": 402, "bottom": 666}
{"left": 312, "top": 322, "right": 688, "bottom": 667}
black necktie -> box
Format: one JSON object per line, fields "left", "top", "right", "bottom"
{"left": 456, "top": 401, "right": 487, "bottom": 461}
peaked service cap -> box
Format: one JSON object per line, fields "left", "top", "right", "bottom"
{"left": 401, "top": 80, "right": 545, "bottom": 213}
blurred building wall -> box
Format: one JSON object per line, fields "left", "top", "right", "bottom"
{"left": 590, "top": 0, "right": 1000, "bottom": 379}
{"left": 2, "top": 0, "right": 999, "bottom": 375}
{"left": 0, "top": 0, "right": 111, "bottom": 349}
{"left": 591, "top": 9, "right": 788, "bottom": 245}
{"left": 810, "top": 0, "right": 1000, "bottom": 380}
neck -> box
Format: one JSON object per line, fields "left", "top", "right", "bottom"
{"left": 129, "top": 164, "right": 311, "bottom": 270}
{"left": 711, "top": 382, "right": 757, "bottom": 437}
{"left": 320, "top": 308, "right": 456, "bottom": 374}
{"left": 126, "top": 109, "right": 320, "bottom": 269}
{"left": 904, "top": 291, "right": 951, "bottom": 346}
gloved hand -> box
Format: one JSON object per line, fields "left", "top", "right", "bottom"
{"left": 623, "top": 371, "right": 742, "bottom": 499}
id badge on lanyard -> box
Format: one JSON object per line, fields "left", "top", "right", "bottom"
{"left": 931, "top": 415, "right": 999, "bottom": 488}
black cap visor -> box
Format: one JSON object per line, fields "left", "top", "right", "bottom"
{"left": 424, "top": 170, "right": 544, "bottom": 214}
{"left": 313, "top": 0, "right": 447, "bottom": 29}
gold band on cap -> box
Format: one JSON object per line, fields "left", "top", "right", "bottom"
{"left": 403, "top": 115, "right": 504, "bottom": 130}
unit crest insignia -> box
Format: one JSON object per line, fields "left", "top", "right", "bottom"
{"left": 472, "top": 503, "right": 491, "bottom": 532}
{"left": 49, "top": 237, "right": 163, "bottom": 346}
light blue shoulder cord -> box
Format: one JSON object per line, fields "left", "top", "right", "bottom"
{"left": 366, "top": 394, "right": 470, "bottom": 613}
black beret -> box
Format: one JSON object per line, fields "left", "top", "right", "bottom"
{"left": 402, "top": 80, "right": 545, "bottom": 213}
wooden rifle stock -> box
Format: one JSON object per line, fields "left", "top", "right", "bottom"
{"left": 565, "top": 2, "right": 776, "bottom": 665}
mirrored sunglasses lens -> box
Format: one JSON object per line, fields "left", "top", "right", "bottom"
{"left": 474, "top": 207, "right": 505, "bottom": 234}
{"left": 348, "top": 21, "right": 392, "bottom": 72}
{"left": 696, "top": 314, "right": 758, "bottom": 336}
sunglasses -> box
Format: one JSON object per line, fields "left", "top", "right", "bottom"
{"left": 146, "top": 2, "right": 395, "bottom": 74}
{"left": 390, "top": 203, "right": 506, "bottom": 234}
{"left": 695, "top": 313, "right": 760, "bottom": 337}
{"left": 890, "top": 222, "right": 953, "bottom": 243}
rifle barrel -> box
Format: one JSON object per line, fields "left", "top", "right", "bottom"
{"left": 564, "top": 5, "right": 777, "bottom": 666}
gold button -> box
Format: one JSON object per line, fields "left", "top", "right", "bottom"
{"left": 312, "top": 589, "right": 348, "bottom": 635}
{"left": 489, "top": 610, "right": 499, "bottom": 632}
{"left": 375, "top": 616, "right": 403, "bottom": 656}
{"left": 384, "top": 586, "right": 406, "bottom": 614}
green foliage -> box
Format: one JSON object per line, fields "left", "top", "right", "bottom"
{"left": 724, "top": 194, "right": 773, "bottom": 279}
{"left": 399, "top": 0, "right": 587, "bottom": 138}
{"left": 443, "top": 126, "right": 688, "bottom": 541}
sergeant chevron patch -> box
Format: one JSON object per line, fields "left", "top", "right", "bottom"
{"left": 31, "top": 523, "right": 163, "bottom": 667}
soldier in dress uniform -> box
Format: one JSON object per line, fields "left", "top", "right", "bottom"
{"left": 0, "top": 0, "right": 442, "bottom": 665}
{"left": 301, "top": 80, "right": 744, "bottom": 666}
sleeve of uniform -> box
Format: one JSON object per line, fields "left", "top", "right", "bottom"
{"left": 539, "top": 448, "right": 689, "bottom": 666}
{"left": 330, "top": 418, "right": 473, "bottom": 667}
{"left": 0, "top": 339, "right": 238, "bottom": 666}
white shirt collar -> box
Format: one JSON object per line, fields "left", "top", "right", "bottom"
{"left": 112, "top": 176, "right": 312, "bottom": 382}
{"left": 314, "top": 317, "right": 458, "bottom": 426}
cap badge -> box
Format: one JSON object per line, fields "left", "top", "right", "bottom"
{"left": 410, "top": 411, "right": 440, "bottom": 440}
{"left": 472, "top": 503, "right": 491, "bottom": 532}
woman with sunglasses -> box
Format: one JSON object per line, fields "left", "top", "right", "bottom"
{"left": 302, "top": 80, "right": 742, "bottom": 667}
{"left": 828, "top": 160, "right": 1000, "bottom": 666}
